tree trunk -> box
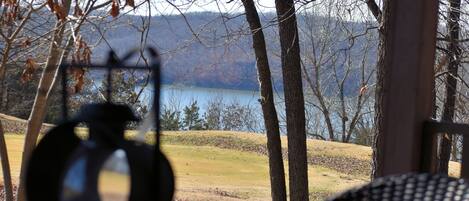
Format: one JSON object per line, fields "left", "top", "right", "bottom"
{"left": 323, "top": 110, "right": 335, "bottom": 140}
{"left": 241, "top": 1, "right": 287, "bottom": 200}
{"left": 365, "top": 0, "right": 382, "bottom": 22}
{"left": 274, "top": 1, "right": 309, "bottom": 200}
{"left": 340, "top": 83, "right": 347, "bottom": 142}
{"left": 15, "top": 20, "right": 69, "bottom": 201}
{"left": 371, "top": 0, "right": 389, "bottom": 180}
{"left": 0, "top": 43, "right": 12, "bottom": 112}
{"left": 436, "top": 0, "right": 461, "bottom": 174}
{"left": 0, "top": 121, "right": 14, "bottom": 201}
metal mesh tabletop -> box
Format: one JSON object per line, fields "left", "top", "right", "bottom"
{"left": 328, "top": 173, "right": 469, "bottom": 201}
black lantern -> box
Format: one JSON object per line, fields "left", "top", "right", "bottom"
{"left": 26, "top": 48, "right": 174, "bottom": 201}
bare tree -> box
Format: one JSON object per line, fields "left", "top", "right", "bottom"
{"left": 299, "top": 1, "right": 377, "bottom": 143}
{"left": 0, "top": 1, "right": 50, "bottom": 112}
{"left": 241, "top": 0, "right": 286, "bottom": 199}
{"left": 435, "top": 0, "right": 462, "bottom": 174}
{"left": 15, "top": 0, "right": 138, "bottom": 199}
{"left": 275, "top": 0, "right": 309, "bottom": 199}
{"left": 363, "top": 0, "right": 386, "bottom": 180}
{"left": 370, "top": 0, "right": 387, "bottom": 178}
{"left": 204, "top": 96, "right": 223, "bottom": 130}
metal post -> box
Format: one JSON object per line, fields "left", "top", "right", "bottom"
{"left": 462, "top": 136, "right": 469, "bottom": 178}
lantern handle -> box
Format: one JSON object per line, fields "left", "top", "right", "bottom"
{"left": 60, "top": 47, "right": 162, "bottom": 147}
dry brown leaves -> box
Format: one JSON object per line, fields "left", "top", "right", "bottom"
{"left": 125, "top": 0, "right": 135, "bottom": 8}
{"left": 47, "top": 0, "right": 68, "bottom": 21}
{"left": 110, "top": 0, "right": 120, "bottom": 17}
{"left": 1, "top": 0, "right": 20, "bottom": 24}
{"left": 70, "top": 67, "right": 85, "bottom": 92}
{"left": 359, "top": 85, "right": 368, "bottom": 95}
{"left": 69, "top": 35, "right": 92, "bottom": 93}
{"left": 74, "top": 4, "right": 84, "bottom": 17}
{"left": 110, "top": 0, "right": 136, "bottom": 18}
{"left": 21, "top": 37, "right": 31, "bottom": 48}
{"left": 20, "top": 58, "right": 38, "bottom": 83}
{"left": 3, "top": 0, "right": 16, "bottom": 7}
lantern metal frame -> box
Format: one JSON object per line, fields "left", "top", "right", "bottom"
{"left": 26, "top": 47, "right": 171, "bottom": 201}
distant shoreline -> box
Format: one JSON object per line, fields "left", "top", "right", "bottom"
{"left": 161, "top": 84, "right": 261, "bottom": 93}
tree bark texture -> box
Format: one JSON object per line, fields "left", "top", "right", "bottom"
{"left": 241, "top": 1, "right": 287, "bottom": 200}
{"left": 365, "top": 0, "right": 382, "bottom": 22}
{"left": 371, "top": 0, "right": 389, "bottom": 180}
{"left": 436, "top": 0, "right": 461, "bottom": 174}
{"left": 16, "top": 20, "right": 69, "bottom": 201}
{"left": 0, "top": 121, "right": 14, "bottom": 201}
{"left": 274, "top": 0, "right": 309, "bottom": 200}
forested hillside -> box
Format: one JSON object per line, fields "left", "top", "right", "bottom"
{"left": 1, "top": 10, "right": 378, "bottom": 139}
{"left": 85, "top": 12, "right": 377, "bottom": 92}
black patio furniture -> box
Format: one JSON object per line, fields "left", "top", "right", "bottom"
{"left": 329, "top": 173, "right": 469, "bottom": 201}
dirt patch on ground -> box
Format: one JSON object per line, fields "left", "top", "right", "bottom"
{"left": 175, "top": 188, "right": 251, "bottom": 201}
{"left": 309, "top": 154, "right": 370, "bottom": 176}
{"left": 309, "top": 191, "right": 334, "bottom": 201}
{"left": 163, "top": 134, "right": 371, "bottom": 177}
{"left": 0, "top": 185, "right": 127, "bottom": 201}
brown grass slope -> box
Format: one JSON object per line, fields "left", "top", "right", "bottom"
{"left": 0, "top": 114, "right": 461, "bottom": 200}
{"left": 0, "top": 113, "right": 53, "bottom": 134}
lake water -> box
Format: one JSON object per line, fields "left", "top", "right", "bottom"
{"left": 143, "top": 85, "right": 285, "bottom": 113}
{"left": 141, "top": 85, "right": 370, "bottom": 136}
{"left": 139, "top": 85, "right": 288, "bottom": 133}
{"left": 162, "top": 85, "right": 259, "bottom": 108}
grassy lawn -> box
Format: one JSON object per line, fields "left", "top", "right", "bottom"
{"left": 1, "top": 134, "right": 24, "bottom": 183}
{"left": 164, "top": 145, "right": 365, "bottom": 200}
{"left": 0, "top": 131, "right": 461, "bottom": 200}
